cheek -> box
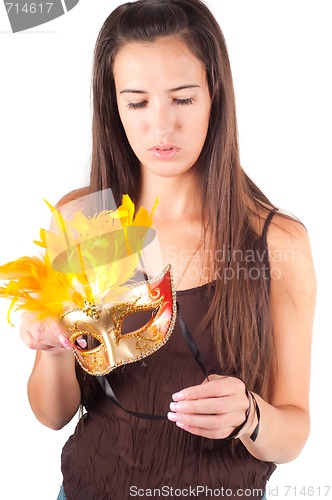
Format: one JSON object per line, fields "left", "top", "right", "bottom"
{"left": 122, "top": 113, "right": 147, "bottom": 140}
{"left": 120, "top": 115, "right": 146, "bottom": 152}
{"left": 190, "top": 115, "right": 210, "bottom": 145}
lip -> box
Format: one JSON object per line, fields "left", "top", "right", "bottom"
{"left": 148, "top": 144, "right": 181, "bottom": 160}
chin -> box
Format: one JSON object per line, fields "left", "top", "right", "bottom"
{"left": 141, "top": 161, "right": 195, "bottom": 179}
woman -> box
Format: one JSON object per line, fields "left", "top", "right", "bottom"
{"left": 18, "top": 1, "right": 316, "bottom": 499}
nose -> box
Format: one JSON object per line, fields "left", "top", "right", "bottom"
{"left": 152, "top": 101, "right": 177, "bottom": 137}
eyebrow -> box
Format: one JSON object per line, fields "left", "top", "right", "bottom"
{"left": 119, "top": 84, "right": 201, "bottom": 95}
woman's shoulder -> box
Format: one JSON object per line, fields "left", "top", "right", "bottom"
{"left": 247, "top": 199, "right": 308, "bottom": 248}
{"left": 56, "top": 186, "right": 90, "bottom": 208}
{"left": 248, "top": 202, "right": 314, "bottom": 290}
{"left": 249, "top": 204, "right": 315, "bottom": 307}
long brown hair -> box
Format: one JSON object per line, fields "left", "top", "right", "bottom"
{"left": 89, "top": 0, "right": 276, "bottom": 395}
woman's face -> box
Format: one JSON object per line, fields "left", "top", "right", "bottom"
{"left": 113, "top": 36, "right": 212, "bottom": 179}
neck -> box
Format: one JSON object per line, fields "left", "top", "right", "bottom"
{"left": 137, "top": 168, "right": 202, "bottom": 223}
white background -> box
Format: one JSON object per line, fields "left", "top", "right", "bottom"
{"left": 0, "top": 1, "right": 331, "bottom": 499}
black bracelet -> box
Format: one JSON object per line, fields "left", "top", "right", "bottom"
{"left": 219, "top": 390, "right": 260, "bottom": 443}
{"left": 248, "top": 392, "right": 260, "bottom": 442}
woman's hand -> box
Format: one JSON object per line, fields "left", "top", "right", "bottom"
{"left": 19, "top": 311, "right": 72, "bottom": 353}
{"left": 167, "top": 374, "right": 252, "bottom": 440}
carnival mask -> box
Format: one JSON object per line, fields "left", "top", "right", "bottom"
{"left": 0, "top": 190, "right": 176, "bottom": 376}
{"left": 60, "top": 265, "right": 176, "bottom": 375}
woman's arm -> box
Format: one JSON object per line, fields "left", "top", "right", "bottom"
{"left": 21, "top": 313, "right": 81, "bottom": 430}
{"left": 25, "top": 188, "right": 90, "bottom": 429}
{"left": 167, "top": 216, "right": 316, "bottom": 464}
{"left": 239, "top": 217, "right": 315, "bottom": 462}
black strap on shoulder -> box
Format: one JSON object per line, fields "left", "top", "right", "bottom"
{"left": 261, "top": 208, "right": 278, "bottom": 247}
{"left": 260, "top": 209, "right": 278, "bottom": 293}
{"left": 96, "top": 301, "right": 209, "bottom": 421}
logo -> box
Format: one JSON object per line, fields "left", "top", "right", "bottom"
{"left": 2, "top": 0, "right": 80, "bottom": 33}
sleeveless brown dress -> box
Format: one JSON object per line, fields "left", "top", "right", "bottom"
{"left": 60, "top": 215, "right": 277, "bottom": 500}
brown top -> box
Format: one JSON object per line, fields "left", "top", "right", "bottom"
{"left": 61, "top": 214, "right": 277, "bottom": 500}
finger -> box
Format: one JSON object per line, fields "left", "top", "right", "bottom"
{"left": 169, "top": 394, "right": 242, "bottom": 415}
{"left": 20, "top": 329, "right": 56, "bottom": 351}
{"left": 49, "top": 320, "right": 72, "bottom": 349}
{"left": 167, "top": 411, "right": 243, "bottom": 437}
{"left": 22, "top": 332, "right": 71, "bottom": 351}
{"left": 33, "top": 323, "right": 63, "bottom": 348}
{"left": 19, "top": 315, "right": 71, "bottom": 350}
{"left": 57, "top": 332, "right": 73, "bottom": 349}
{"left": 172, "top": 376, "right": 243, "bottom": 401}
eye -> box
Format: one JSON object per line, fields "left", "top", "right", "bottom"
{"left": 174, "top": 97, "right": 194, "bottom": 106}
{"left": 127, "top": 100, "right": 148, "bottom": 110}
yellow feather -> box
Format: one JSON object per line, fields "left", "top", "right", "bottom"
{"left": 0, "top": 195, "right": 159, "bottom": 323}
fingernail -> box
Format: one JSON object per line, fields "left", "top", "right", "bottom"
{"left": 167, "top": 412, "right": 178, "bottom": 422}
{"left": 176, "top": 423, "right": 191, "bottom": 431}
{"left": 77, "top": 336, "right": 87, "bottom": 348}
{"left": 58, "top": 333, "right": 72, "bottom": 350}
{"left": 169, "top": 402, "right": 179, "bottom": 411}
{"left": 172, "top": 391, "right": 185, "bottom": 401}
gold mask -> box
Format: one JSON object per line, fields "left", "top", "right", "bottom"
{"left": 60, "top": 265, "right": 176, "bottom": 376}
{"left": 0, "top": 192, "right": 173, "bottom": 375}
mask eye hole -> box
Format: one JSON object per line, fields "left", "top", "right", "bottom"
{"left": 71, "top": 332, "right": 101, "bottom": 351}
{"left": 121, "top": 309, "right": 158, "bottom": 335}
